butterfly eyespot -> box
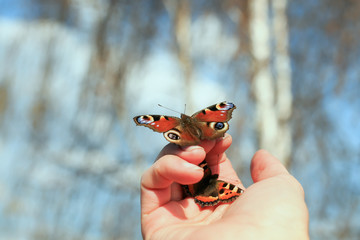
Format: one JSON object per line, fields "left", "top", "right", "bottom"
{"left": 214, "top": 122, "right": 225, "bottom": 130}
{"left": 167, "top": 132, "right": 180, "bottom": 140}
{"left": 136, "top": 115, "right": 154, "bottom": 124}
{"left": 216, "top": 102, "right": 234, "bottom": 110}
{"left": 208, "top": 122, "right": 229, "bottom": 132}
{"left": 164, "top": 129, "right": 181, "bottom": 142}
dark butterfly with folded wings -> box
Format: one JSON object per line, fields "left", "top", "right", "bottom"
{"left": 183, "top": 160, "right": 243, "bottom": 207}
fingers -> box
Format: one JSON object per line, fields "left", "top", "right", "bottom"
{"left": 141, "top": 134, "right": 238, "bottom": 214}
{"left": 205, "top": 134, "right": 232, "bottom": 166}
{"left": 207, "top": 134, "right": 233, "bottom": 157}
{"left": 142, "top": 154, "right": 204, "bottom": 190}
{"left": 156, "top": 140, "right": 216, "bottom": 163}
{"left": 250, "top": 149, "right": 289, "bottom": 183}
{"left": 141, "top": 145, "right": 207, "bottom": 214}
{"left": 205, "top": 134, "right": 243, "bottom": 187}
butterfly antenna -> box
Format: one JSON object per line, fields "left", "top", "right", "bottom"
{"left": 158, "top": 104, "right": 182, "bottom": 115}
{"left": 184, "top": 104, "right": 187, "bottom": 114}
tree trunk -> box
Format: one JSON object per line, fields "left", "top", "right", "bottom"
{"left": 249, "top": 0, "right": 292, "bottom": 166}
{"left": 272, "top": 0, "right": 292, "bottom": 166}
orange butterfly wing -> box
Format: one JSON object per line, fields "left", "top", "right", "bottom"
{"left": 191, "top": 101, "right": 236, "bottom": 122}
{"left": 133, "top": 101, "right": 236, "bottom": 145}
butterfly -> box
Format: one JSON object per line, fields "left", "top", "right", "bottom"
{"left": 182, "top": 160, "right": 244, "bottom": 207}
{"left": 133, "top": 101, "right": 236, "bottom": 146}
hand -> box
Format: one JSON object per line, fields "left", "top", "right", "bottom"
{"left": 141, "top": 134, "right": 309, "bottom": 239}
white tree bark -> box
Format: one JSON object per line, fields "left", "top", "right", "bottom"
{"left": 249, "top": 0, "right": 292, "bottom": 165}
{"left": 272, "top": 0, "right": 292, "bottom": 165}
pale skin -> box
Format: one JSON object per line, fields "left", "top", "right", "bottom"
{"left": 141, "top": 134, "right": 309, "bottom": 240}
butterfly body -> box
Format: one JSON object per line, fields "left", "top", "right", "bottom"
{"left": 182, "top": 160, "right": 243, "bottom": 207}
{"left": 133, "top": 101, "right": 236, "bottom": 146}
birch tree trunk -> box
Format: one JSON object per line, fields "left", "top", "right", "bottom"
{"left": 272, "top": 0, "right": 292, "bottom": 166}
{"left": 249, "top": 0, "right": 292, "bottom": 166}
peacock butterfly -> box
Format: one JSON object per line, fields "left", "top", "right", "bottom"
{"left": 133, "top": 101, "right": 236, "bottom": 146}
{"left": 182, "top": 160, "right": 244, "bottom": 207}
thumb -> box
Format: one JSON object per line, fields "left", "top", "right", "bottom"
{"left": 250, "top": 149, "right": 289, "bottom": 183}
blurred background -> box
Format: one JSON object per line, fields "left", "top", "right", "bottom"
{"left": 0, "top": 0, "right": 359, "bottom": 239}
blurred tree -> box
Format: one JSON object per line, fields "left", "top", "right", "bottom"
{"left": 249, "top": 0, "right": 292, "bottom": 167}
{"left": 164, "top": 0, "right": 193, "bottom": 106}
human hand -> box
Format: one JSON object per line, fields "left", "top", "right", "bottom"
{"left": 141, "top": 134, "right": 309, "bottom": 239}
